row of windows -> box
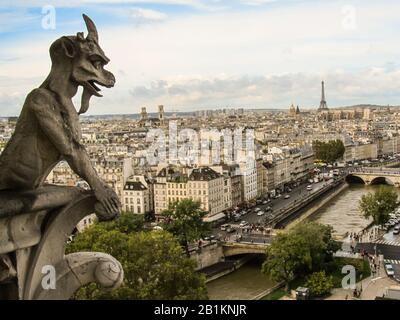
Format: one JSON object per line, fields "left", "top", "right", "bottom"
{"left": 123, "top": 191, "right": 143, "bottom": 196}
{"left": 125, "top": 205, "right": 142, "bottom": 214}
{"left": 124, "top": 198, "right": 142, "bottom": 205}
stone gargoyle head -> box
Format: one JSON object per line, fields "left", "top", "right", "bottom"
{"left": 47, "top": 14, "right": 115, "bottom": 114}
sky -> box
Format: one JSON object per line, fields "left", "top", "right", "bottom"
{"left": 1, "top": 0, "right": 400, "bottom": 116}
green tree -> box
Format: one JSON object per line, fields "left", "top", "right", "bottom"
{"left": 312, "top": 139, "right": 345, "bottom": 163}
{"left": 66, "top": 214, "right": 208, "bottom": 300}
{"left": 262, "top": 222, "right": 339, "bottom": 291}
{"left": 305, "top": 271, "right": 334, "bottom": 297}
{"left": 262, "top": 232, "right": 312, "bottom": 291}
{"left": 161, "top": 199, "right": 211, "bottom": 257}
{"left": 292, "top": 223, "right": 340, "bottom": 273}
{"left": 359, "top": 186, "right": 398, "bottom": 225}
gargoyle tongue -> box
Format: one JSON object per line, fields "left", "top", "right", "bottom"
{"left": 79, "top": 87, "right": 92, "bottom": 115}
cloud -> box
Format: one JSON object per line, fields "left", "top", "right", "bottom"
{"left": 130, "top": 7, "right": 167, "bottom": 21}
{"left": 240, "top": 0, "right": 276, "bottom": 5}
{"left": 128, "top": 68, "right": 400, "bottom": 111}
{"left": 2, "top": 0, "right": 400, "bottom": 115}
{"left": 0, "top": 0, "right": 225, "bottom": 11}
{"left": 0, "top": 10, "right": 41, "bottom": 33}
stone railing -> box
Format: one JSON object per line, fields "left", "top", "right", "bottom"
{"left": 0, "top": 185, "right": 123, "bottom": 300}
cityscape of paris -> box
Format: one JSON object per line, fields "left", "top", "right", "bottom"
{"left": 1, "top": 0, "right": 400, "bottom": 313}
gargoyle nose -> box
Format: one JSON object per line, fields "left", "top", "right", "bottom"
{"left": 109, "top": 73, "right": 116, "bottom": 86}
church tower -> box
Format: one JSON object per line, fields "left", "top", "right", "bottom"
{"left": 158, "top": 105, "right": 165, "bottom": 126}
{"left": 140, "top": 107, "right": 148, "bottom": 121}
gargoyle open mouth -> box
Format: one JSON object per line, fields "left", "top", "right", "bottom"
{"left": 87, "top": 80, "right": 105, "bottom": 97}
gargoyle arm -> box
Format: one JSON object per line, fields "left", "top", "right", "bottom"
{"left": 29, "top": 90, "right": 119, "bottom": 213}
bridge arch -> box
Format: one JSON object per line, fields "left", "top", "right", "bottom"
{"left": 345, "top": 174, "right": 366, "bottom": 185}
{"left": 222, "top": 243, "right": 268, "bottom": 257}
{"left": 370, "top": 176, "right": 395, "bottom": 186}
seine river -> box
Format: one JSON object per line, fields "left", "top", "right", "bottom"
{"left": 207, "top": 258, "right": 275, "bottom": 300}
{"left": 206, "top": 183, "right": 400, "bottom": 299}
{"left": 310, "top": 184, "right": 400, "bottom": 239}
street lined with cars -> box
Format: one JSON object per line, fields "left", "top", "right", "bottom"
{"left": 213, "top": 178, "right": 334, "bottom": 241}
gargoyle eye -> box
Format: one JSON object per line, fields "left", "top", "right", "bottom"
{"left": 92, "top": 60, "right": 102, "bottom": 69}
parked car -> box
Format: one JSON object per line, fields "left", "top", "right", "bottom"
{"left": 226, "top": 226, "right": 235, "bottom": 233}
{"left": 394, "top": 227, "right": 400, "bottom": 235}
{"left": 385, "top": 263, "right": 395, "bottom": 277}
{"left": 239, "top": 221, "right": 249, "bottom": 228}
{"left": 257, "top": 211, "right": 265, "bottom": 216}
{"left": 284, "top": 194, "right": 290, "bottom": 199}
{"left": 220, "top": 224, "right": 230, "bottom": 231}
{"left": 306, "top": 185, "right": 313, "bottom": 191}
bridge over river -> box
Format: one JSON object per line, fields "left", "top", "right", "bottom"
{"left": 207, "top": 166, "right": 400, "bottom": 259}
{"left": 221, "top": 234, "right": 272, "bottom": 256}
{"left": 346, "top": 167, "right": 400, "bottom": 186}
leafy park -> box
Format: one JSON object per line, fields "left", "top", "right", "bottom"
{"left": 66, "top": 199, "right": 210, "bottom": 300}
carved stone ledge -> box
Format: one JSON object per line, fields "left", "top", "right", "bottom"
{"left": 0, "top": 185, "right": 124, "bottom": 300}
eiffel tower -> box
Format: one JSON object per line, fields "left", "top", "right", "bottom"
{"left": 318, "top": 81, "right": 328, "bottom": 111}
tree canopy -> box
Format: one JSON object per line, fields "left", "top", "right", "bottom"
{"left": 66, "top": 212, "right": 208, "bottom": 300}
{"left": 305, "top": 271, "right": 334, "bottom": 298}
{"left": 359, "top": 186, "right": 398, "bottom": 225}
{"left": 161, "top": 199, "right": 211, "bottom": 257}
{"left": 262, "top": 222, "right": 340, "bottom": 291}
{"left": 312, "top": 139, "right": 345, "bottom": 163}
{"left": 262, "top": 232, "right": 311, "bottom": 291}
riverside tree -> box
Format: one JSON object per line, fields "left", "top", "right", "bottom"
{"left": 292, "top": 223, "right": 340, "bottom": 274}
{"left": 161, "top": 199, "right": 211, "bottom": 257}
{"left": 66, "top": 213, "right": 208, "bottom": 300}
{"left": 262, "top": 222, "right": 339, "bottom": 291}
{"left": 262, "top": 232, "right": 312, "bottom": 291}
{"left": 359, "top": 186, "right": 398, "bottom": 225}
{"left": 312, "top": 139, "right": 345, "bottom": 163}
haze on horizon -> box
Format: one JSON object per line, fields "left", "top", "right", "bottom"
{"left": 1, "top": 0, "right": 400, "bottom": 116}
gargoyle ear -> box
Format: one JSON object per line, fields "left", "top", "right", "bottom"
{"left": 60, "top": 36, "right": 76, "bottom": 58}
{"left": 76, "top": 32, "right": 85, "bottom": 42}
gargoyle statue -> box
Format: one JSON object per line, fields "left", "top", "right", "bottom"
{"left": 0, "top": 14, "right": 121, "bottom": 219}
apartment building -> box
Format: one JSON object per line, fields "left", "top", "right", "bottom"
{"left": 188, "top": 167, "right": 224, "bottom": 216}
{"left": 239, "top": 160, "right": 258, "bottom": 202}
{"left": 343, "top": 143, "right": 378, "bottom": 162}
{"left": 154, "top": 166, "right": 224, "bottom": 217}
{"left": 256, "top": 158, "right": 264, "bottom": 197}
{"left": 122, "top": 175, "right": 153, "bottom": 214}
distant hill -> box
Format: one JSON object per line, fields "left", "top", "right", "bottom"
{"left": 335, "top": 104, "right": 400, "bottom": 109}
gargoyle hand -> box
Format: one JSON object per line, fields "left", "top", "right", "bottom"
{"left": 93, "top": 184, "right": 121, "bottom": 221}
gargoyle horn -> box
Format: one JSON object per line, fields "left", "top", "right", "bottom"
{"left": 83, "top": 14, "right": 98, "bottom": 42}
{"left": 79, "top": 14, "right": 99, "bottom": 114}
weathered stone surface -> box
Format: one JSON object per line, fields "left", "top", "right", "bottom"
{"left": 0, "top": 14, "right": 124, "bottom": 299}
{"left": 0, "top": 185, "right": 86, "bottom": 218}
{"left": 0, "top": 14, "right": 121, "bottom": 219}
